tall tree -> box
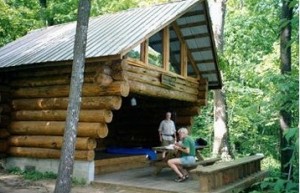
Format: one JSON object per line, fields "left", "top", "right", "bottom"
{"left": 208, "top": 0, "right": 233, "bottom": 159}
{"left": 279, "top": 0, "right": 293, "bottom": 177}
{"left": 54, "top": 0, "right": 91, "bottom": 192}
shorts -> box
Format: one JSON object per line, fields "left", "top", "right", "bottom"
{"left": 180, "top": 156, "right": 196, "bottom": 165}
{"left": 162, "top": 139, "right": 175, "bottom": 146}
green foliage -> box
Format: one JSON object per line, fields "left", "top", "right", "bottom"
{"left": 193, "top": 0, "right": 298, "bottom": 192}
{"left": 249, "top": 128, "right": 299, "bottom": 193}
{"left": 0, "top": 0, "right": 169, "bottom": 47}
{"left": 0, "top": 0, "right": 43, "bottom": 47}
{"left": 7, "top": 167, "right": 57, "bottom": 181}
{"left": 7, "top": 167, "right": 87, "bottom": 185}
{"left": 72, "top": 177, "right": 86, "bottom": 186}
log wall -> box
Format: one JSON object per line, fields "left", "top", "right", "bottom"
{"left": 4, "top": 58, "right": 207, "bottom": 161}
{"left": 7, "top": 61, "right": 127, "bottom": 161}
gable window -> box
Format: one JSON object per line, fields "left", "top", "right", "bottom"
{"left": 148, "top": 30, "right": 163, "bottom": 67}
{"left": 127, "top": 26, "right": 198, "bottom": 79}
{"left": 169, "top": 26, "right": 181, "bottom": 75}
{"left": 127, "top": 44, "right": 141, "bottom": 60}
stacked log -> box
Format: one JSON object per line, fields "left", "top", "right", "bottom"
{"left": 0, "top": 82, "right": 11, "bottom": 158}
{"left": 124, "top": 59, "right": 207, "bottom": 104}
{"left": 8, "top": 61, "right": 128, "bottom": 160}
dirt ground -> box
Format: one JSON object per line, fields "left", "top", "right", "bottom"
{"left": 0, "top": 168, "right": 136, "bottom": 193}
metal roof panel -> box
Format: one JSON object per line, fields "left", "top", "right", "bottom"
{"left": 0, "top": 0, "right": 222, "bottom": 89}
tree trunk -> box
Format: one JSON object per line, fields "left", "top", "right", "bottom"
{"left": 54, "top": 0, "right": 91, "bottom": 192}
{"left": 279, "top": 0, "right": 293, "bottom": 178}
{"left": 208, "top": 0, "right": 233, "bottom": 159}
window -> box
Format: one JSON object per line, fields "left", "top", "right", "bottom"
{"left": 148, "top": 30, "right": 163, "bottom": 67}
{"left": 169, "top": 26, "right": 181, "bottom": 75}
{"left": 127, "top": 44, "right": 141, "bottom": 60}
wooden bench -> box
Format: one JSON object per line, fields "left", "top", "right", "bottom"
{"left": 183, "top": 157, "right": 221, "bottom": 170}
{"left": 151, "top": 157, "right": 221, "bottom": 175}
{"left": 190, "top": 155, "right": 268, "bottom": 193}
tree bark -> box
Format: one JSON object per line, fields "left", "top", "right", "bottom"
{"left": 54, "top": 0, "right": 91, "bottom": 192}
{"left": 279, "top": 0, "right": 293, "bottom": 178}
{"left": 209, "top": 0, "right": 233, "bottom": 159}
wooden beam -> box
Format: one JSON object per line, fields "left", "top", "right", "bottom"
{"left": 184, "top": 33, "right": 210, "bottom": 40}
{"left": 181, "top": 43, "right": 187, "bottom": 77}
{"left": 140, "top": 40, "right": 149, "bottom": 64}
{"left": 177, "top": 21, "right": 207, "bottom": 29}
{"left": 189, "top": 46, "right": 212, "bottom": 52}
{"left": 163, "top": 27, "right": 170, "bottom": 71}
{"left": 172, "top": 22, "right": 200, "bottom": 78}
{"left": 194, "top": 59, "right": 214, "bottom": 63}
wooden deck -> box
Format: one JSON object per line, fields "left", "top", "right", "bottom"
{"left": 92, "top": 166, "right": 199, "bottom": 193}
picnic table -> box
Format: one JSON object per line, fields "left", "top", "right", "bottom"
{"left": 150, "top": 145, "right": 219, "bottom": 175}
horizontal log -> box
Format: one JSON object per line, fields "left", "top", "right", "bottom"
{"left": 111, "top": 59, "right": 126, "bottom": 72}
{"left": 127, "top": 71, "right": 199, "bottom": 95}
{"left": 198, "top": 79, "right": 208, "bottom": 91}
{"left": 9, "top": 136, "right": 96, "bottom": 150}
{"left": 95, "top": 64, "right": 112, "bottom": 75}
{"left": 94, "top": 73, "right": 113, "bottom": 87}
{"left": 111, "top": 70, "right": 128, "bottom": 81}
{"left": 10, "top": 73, "right": 96, "bottom": 87}
{"left": 126, "top": 59, "right": 199, "bottom": 88}
{"left": 12, "top": 109, "right": 113, "bottom": 123}
{"left": 12, "top": 81, "right": 130, "bottom": 98}
{"left": 129, "top": 80, "right": 200, "bottom": 102}
{"left": 10, "top": 63, "right": 104, "bottom": 78}
{"left": 12, "top": 96, "right": 122, "bottom": 110}
{"left": 10, "top": 121, "right": 108, "bottom": 138}
{"left": 8, "top": 147, "right": 94, "bottom": 161}
{"left": 0, "top": 129, "right": 10, "bottom": 138}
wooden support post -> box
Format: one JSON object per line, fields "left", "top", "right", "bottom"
{"left": 163, "top": 27, "right": 170, "bottom": 71}
{"left": 181, "top": 42, "right": 188, "bottom": 77}
{"left": 141, "top": 40, "right": 149, "bottom": 64}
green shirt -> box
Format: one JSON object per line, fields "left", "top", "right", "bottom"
{"left": 181, "top": 136, "right": 195, "bottom": 157}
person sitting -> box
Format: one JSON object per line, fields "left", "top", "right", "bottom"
{"left": 167, "top": 127, "right": 195, "bottom": 182}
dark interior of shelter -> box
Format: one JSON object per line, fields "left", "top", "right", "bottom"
{"left": 96, "top": 94, "right": 195, "bottom": 151}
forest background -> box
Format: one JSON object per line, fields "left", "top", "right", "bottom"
{"left": 0, "top": 0, "right": 298, "bottom": 192}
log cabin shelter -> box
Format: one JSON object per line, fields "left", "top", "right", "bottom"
{"left": 0, "top": 0, "right": 222, "bottom": 183}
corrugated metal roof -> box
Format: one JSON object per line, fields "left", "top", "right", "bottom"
{"left": 0, "top": 0, "right": 221, "bottom": 89}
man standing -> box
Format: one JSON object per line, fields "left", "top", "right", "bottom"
{"left": 158, "top": 112, "right": 177, "bottom": 158}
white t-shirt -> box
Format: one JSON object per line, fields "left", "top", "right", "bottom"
{"left": 158, "top": 120, "right": 176, "bottom": 141}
